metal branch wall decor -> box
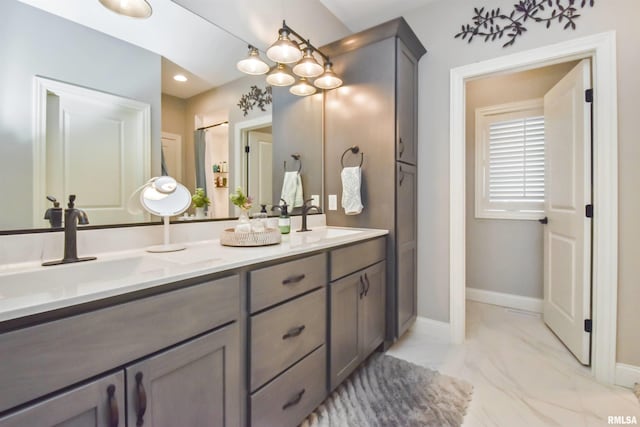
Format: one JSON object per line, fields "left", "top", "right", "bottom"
{"left": 237, "top": 85, "right": 272, "bottom": 117}
{"left": 455, "top": 0, "right": 595, "bottom": 48}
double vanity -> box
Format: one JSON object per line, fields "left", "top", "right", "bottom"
{"left": 0, "top": 220, "right": 388, "bottom": 427}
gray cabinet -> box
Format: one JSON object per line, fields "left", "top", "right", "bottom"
{"left": 126, "top": 323, "right": 239, "bottom": 427}
{"left": 330, "top": 261, "right": 386, "bottom": 390}
{"left": 0, "top": 371, "right": 124, "bottom": 427}
{"left": 323, "top": 18, "right": 426, "bottom": 342}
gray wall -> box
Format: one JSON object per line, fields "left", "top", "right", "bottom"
{"left": 465, "top": 63, "right": 577, "bottom": 299}
{"left": 0, "top": 0, "right": 161, "bottom": 229}
{"left": 403, "top": 0, "right": 640, "bottom": 366}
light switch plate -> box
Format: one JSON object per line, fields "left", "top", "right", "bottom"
{"left": 311, "top": 194, "right": 320, "bottom": 206}
{"left": 328, "top": 194, "right": 337, "bottom": 210}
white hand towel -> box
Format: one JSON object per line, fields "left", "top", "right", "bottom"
{"left": 341, "top": 166, "right": 363, "bottom": 215}
{"left": 281, "top": 171, "right": 304, "bottom": 208}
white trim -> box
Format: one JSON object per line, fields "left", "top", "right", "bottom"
{"left": 232, "top": 115, "right": 272, "bottom": 215}
{"left": 413, "top": 316, "right": 451, "bottom": 341}
{"left": 449, "top": 32, "right": 618, "bottom": 384}
{"left": 466, "top": 287, "right": 543, "bottom": 313}
{"left": 33, "top": 76, "right": 151, "bottom": 227}
{"left": 615, "top": 363, "right": 640, "bottom": 389}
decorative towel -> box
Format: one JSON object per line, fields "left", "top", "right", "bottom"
{"left": 281, "top": 171, "right": 304, "bottom": 208}
{"left": 341, "top": 166, "right": 363, "bottom": 215}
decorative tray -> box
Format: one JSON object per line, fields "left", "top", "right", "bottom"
{"left": 219, "top": 227, "right": 282, "bottom": 247}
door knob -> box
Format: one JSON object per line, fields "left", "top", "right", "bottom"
{"left": 539, "top": 217, "right": 548, "bottom": 224}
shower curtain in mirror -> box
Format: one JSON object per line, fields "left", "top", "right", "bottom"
{"left": 194, "top": 129, "right": 207, "bottom": 194}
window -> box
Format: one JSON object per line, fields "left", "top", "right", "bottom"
{"left": 475, "top": 99, "right": 544, "bottom": 220}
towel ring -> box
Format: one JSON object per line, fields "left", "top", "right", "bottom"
{"left": 341, "top": 146, "right": 364, "bottom": 168}
{"left": 284, "top": 153, "right": 302, "bottom": 173}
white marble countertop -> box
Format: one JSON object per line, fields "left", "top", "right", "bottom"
{"left": 0, "top": 226, "right": 387, "bottom": 324}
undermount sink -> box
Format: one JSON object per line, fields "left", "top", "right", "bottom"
{"left": 289, "top": 227, "right": 363, "bottom": 246}
{"left": 0, "top": 256, "right": 174, "bottom": 301}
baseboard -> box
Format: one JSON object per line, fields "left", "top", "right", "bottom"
{"left": 466, "top": 287, "right": 543, "bottom": 313}
{"left": 615, "top": 363, "right": 640, "bottom": 388}
{"left": 414, "top": 316, "right": 451, "bottom": 340}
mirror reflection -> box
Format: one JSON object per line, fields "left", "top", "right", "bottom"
{"left": 0, "top": 0, "right": 323, "bottom": 232}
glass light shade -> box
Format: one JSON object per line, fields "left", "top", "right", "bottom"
{"left": 292, "top": 48, "right": 324, "bottom": 78}
{"left": 266, "top": 29, "right": 303, "bottom": 64}
{"left": 290, "top": 77, "right": 317, "bottom": 96}
{"left": 266, "top": 64, "right": 295, "bottom": 86}
{"left": 314, "top": 62, "right": 343, "bottom": 90}
{"left": 98, "top": 0, "right": 152, "bottom": 18}
{"left": 236, "top": 47, "right": 269, "bottom": 75}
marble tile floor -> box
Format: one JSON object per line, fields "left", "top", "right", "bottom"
{"left": 387, "top": 301, "right": 640, "bottom": 427}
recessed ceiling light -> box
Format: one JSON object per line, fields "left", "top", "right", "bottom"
{"left": 98, "top": 0, "right": 152, "bottom": 19}
{"left": 173, "top": 74, "right": 188, "bottom": 82}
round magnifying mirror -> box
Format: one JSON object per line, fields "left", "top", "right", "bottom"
{"left": 140, "top": 181, "right": 191, "bottom": 216}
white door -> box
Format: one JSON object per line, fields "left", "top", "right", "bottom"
{"left": 161, "top": 132, "right": 183, "bottom": 183}
{"left": 44, "top": 91, "right": 149, "bottom": 225}
{"left": 543, "top": 59, "right": 592, "bottom": 365}
{"left": 247, "top": 131, "right": 273, "bottom": 206}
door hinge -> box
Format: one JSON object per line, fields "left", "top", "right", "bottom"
{"left": 245, "top": 145, "right": 250, "bottom": 153}
{"left": 585, "top": 204, "right": 593, "bottom": 218}
{"left": 584, "top": 319, "right": 592, "bottom": 333}
{"left": 585, "top": 89, "right": 594, "bottom": 103}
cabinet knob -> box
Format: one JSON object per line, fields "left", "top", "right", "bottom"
{"left": 107, "top": 384, "right": 119, "bottom": 427}
{"left": 135, "top": 372, "right": 147, "bottom": 427}
{"left": 282, "top": 325, "right": 306, "bottom": 340}
{"left": 282, "top": 389, "right": 306, "bottom": 411}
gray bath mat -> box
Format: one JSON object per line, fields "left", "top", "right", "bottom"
{"left": 301, "top": 354, "right": 473, "bottom": 427}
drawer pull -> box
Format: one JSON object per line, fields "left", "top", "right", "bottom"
{"left": 107, "top": 384, "right": 119, "bottom": 427}
{"left": 282, "top": 325, "right": 306, "bottom": 340}
{"left": 135, "top": 372, "right": 147, "bottom": 427}
{"left": 359, "top": 275, "right": 366, "bottom": 299}
{"left": 282, "top": 388, "right": 306, "bottom": 411}
{"left": 399, "top": 137, "right": 405, "bottom": 157}
{"left": 282, "top": 274, "right": 306, "bottom": 285}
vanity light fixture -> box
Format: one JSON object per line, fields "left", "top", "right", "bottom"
{"left": 290, "top": 77, "right": 317, "bottom": 96}
{"left": 238, "top": 21, "right": 342, "bottom": 96}
{"left": 313, "top": 62, "right": 343, "bottom": 90}
{"left": 292, "top": 47, "right": 324, "bottom": 78}
{"left": 236, "top": 46, "right": 270, "bottom": 75}
{"left": 266, "top": 63, "right": 296, "bottom": 87}
{"left": 98, "top": 0, "right": 152, "bottom": 19}
{"left": 173, "top": 74, "right": 188, "bottom": 82}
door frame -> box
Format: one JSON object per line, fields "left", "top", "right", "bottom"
{"left": 232, "top": 115, "right": 272, "bottom": 213}
{"left": 449, "top": 32, "right": 618, "bottom": 383}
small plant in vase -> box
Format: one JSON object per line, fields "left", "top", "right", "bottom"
{"left": 192, "top": 188, "right": 210, "bottom": 219}
{"left": 230, "top": 187, "right": 253, "bottom": 232}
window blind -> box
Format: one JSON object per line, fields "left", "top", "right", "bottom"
{"left": 488, "top": 116, "right": 545, "bottom": 204}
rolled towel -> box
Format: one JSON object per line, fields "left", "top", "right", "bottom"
{"left": 341, "top": 166, "right": 363, "bottom": 215}
{"left": 281, "top": 171, "right": 304, "bottom": 208}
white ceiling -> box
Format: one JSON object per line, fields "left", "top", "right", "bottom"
{"left": 319, "top": 0, "right": 439, "bottom": 32}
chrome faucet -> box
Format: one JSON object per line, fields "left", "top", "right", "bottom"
{"left": 298, "top": 198, "right": 321, "bottom": 232}
{"left": 42, "top": 195, "right": 97, "bottom": 266}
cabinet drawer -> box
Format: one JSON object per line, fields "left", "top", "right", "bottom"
{"left": 0, "top": 274, "right": 239, "bottom": 413}
{"left": 250, "top": 288, "right": 326, "bottom": 391}
{"left": 251, "top": 345, "right": 326, "bottom": 427}
{"left": 250, "top": 253, "right": 326, "bottom": 313}
{"left": 330, "top": 237, "right": 386, "bottom": 281}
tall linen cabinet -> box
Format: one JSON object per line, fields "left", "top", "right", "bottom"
{"left": 323, "top": 18, "right": 426, "bottom": 341}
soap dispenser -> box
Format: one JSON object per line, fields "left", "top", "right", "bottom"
{"left": 44, "top": 196, "right": 63, "bottom": 228}
{"left": 275, "top": 199, "right": 290, "bottom": 234}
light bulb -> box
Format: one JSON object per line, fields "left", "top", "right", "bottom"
{"left": 292, "top": 47, "right": 324, "bottom": 78}
{"left": 314, "top": 62, "right": 343, "bottom": 90}
{"left": 266, "top": 64, "right": 295, "bottom": 86}
{"left": 290, "top": 77, "right": 317, "bottom": 96}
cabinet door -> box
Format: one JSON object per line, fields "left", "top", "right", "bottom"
{"left": 0, "top": 371, "right": 124, "bottom": 427}
{"left": 329, "top": 273, "right": 362, "bottom": 390}
{"left": 396, "top": 38, "right": 418, "bottom": 165}
{"left": 126, "top": 323, "right": 239, "bottom": 427}
{"left": 361, "top": 261, "right": 386, "bottom": 357}
{"left": 397, "top": 163, "right": 417, "bottom": 336}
